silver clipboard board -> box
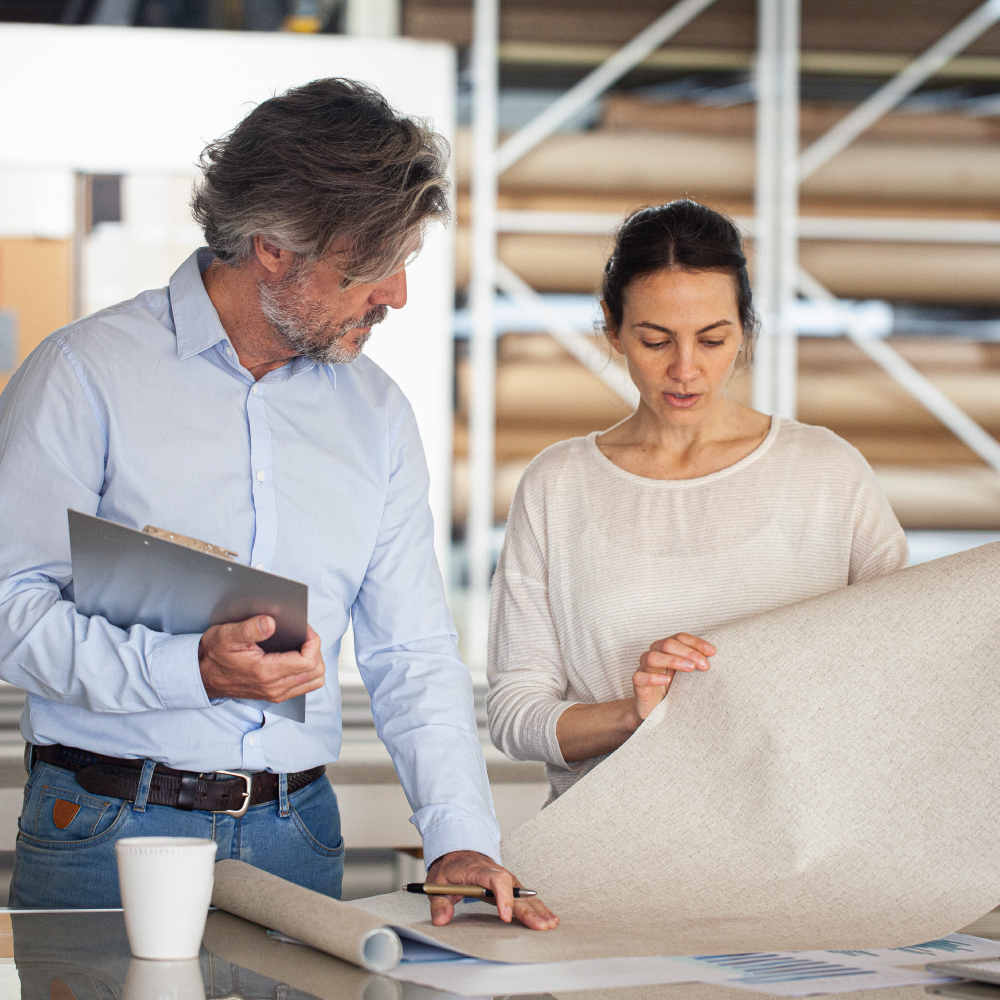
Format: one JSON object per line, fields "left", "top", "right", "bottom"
{"left": 68, "top": 510, "right": 307, "bottom": 723}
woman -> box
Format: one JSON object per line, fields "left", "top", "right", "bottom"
{"left": 486, "top": 199, "right": 907, "bottom": 803}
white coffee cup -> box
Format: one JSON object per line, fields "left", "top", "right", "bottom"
{"left": 124, "top": 958, "right": 207, "bottom": 1000}
{"left": 115, "top": 836, "right": 217, "bottom": 960}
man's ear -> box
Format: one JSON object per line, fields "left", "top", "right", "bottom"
{"left": 253, "top": 236, "right": 294, "bottom": 275}
{"left": 600, "top": 300, "right": 624, "bottom": 355}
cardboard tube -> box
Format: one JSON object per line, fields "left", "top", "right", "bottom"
{"left": 457, "top": 359, "right": 1000, "bottom": 434}
{"left": 211, "top": 860, "right": 402, "bottom": 972}
{"left": 600, "top": 97, "right": 1000, "bottom": 145}
{"left": 455, "top": 127, "right": 1000, "bottom": 203}
{"left": 873, "top": 465, "right": 1000, "bottom": 530}
{"left": 457, "top": 230, "right": 1000, "bottom": 302}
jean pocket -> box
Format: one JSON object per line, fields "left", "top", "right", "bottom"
{"left": 20, "top": 767, "right": 127, "bottom": 847}
{"left": 289, "top": 782, "right": 344, "bottom": 858}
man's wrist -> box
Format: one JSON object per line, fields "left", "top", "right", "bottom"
{"left": 427, "top": 849, "right": 488, "bottom": 871}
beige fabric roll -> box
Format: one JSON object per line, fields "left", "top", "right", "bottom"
{"left": 216, "top": 544, "right": 1000, "bottom": 964}
{"left": 211, "top": 860, "right": 403, "bottom": 972}
{"left": 360, "top": 542, "right": 1000, "bottom": 960}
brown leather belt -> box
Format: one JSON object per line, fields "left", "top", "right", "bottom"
{"left": 31, "top": 744, "right": 326, "bottom": 819}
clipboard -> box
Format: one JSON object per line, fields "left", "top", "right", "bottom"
{"left": 68, "top": 510, "right": 307, "bottom": 723}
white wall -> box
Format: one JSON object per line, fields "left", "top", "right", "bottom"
{"left": 0, "top": 24, "right": 456, "bottom": 575}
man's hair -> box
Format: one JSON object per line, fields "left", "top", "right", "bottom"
{"left": 191, "top": 78, "right": 450, "bottom": 283}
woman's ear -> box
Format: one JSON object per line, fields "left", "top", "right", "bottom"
{"left": 600, "top": 300, "right": 624, "bottom": 355}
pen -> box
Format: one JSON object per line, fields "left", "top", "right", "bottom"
{"left": 405, "top": 882, "right": 537, "bottom": 899}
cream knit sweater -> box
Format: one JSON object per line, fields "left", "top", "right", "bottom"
{"left": 486, "top": 417, "right": 908, "bottom": 803}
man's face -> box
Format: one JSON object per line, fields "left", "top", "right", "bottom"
{"left": 257, "top": 252, "right": 406, "bottom": 365}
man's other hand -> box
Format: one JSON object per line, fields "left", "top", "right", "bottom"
{"left": 198, "top": 616, "right": 325, "bottom": 702}
{"left": 424, "top": 850, "right": 559, "bottom": 930}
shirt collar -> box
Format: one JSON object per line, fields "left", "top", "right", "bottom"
{"left": 169, "top": 248, "right": 232, "bottom": 361}
{"left": 167, "top": 249, "right": 326, "bottom": 384}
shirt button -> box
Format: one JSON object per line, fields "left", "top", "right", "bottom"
{"left": 252, "top": 385, "right": 258, "bottom": 395}
{"left": 226, "top": 346, "right": 233, "bottom": 356}
{"left": 256, "top": 470, "right": 265, "bottom": 482}
{"left": 254, "top": 563, "right": 264, "bottom": 570}
{"left": 248, "top": 735, "right": 256, "bottom": 747}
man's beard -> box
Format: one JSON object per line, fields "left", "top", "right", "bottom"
{"left": 258, "top": 262, "right": 388, "bottom": 365}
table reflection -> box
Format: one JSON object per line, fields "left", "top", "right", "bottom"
{"left": 8, "top": 909, "right": 405, "bottom": 1000}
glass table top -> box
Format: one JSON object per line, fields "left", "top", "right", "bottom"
{"left": 2, "top": 907, "right": 1000, "bottom": 1000}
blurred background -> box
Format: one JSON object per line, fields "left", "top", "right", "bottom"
{"left": 1, "top": 0, "right": 1000, "bottom": 897}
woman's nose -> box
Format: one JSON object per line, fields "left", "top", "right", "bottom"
{"left": 668, "top": 352, "right": 699, "bottom": 382}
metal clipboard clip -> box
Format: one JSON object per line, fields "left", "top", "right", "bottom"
{"left": 142, "top": 525, "right": 239, "bottom": 562}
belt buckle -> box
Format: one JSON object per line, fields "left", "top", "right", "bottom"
{"left": 214, "top": 770, "right": 253, "bottom": 818}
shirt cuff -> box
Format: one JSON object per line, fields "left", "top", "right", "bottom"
{"left": 412, "top": 805, "right": 503, "bottom": 870}
{"left": 148, "top": 632, "right": 212, "bottom": 710}
{"left": 544, "top": 699, "right": 584, "bottom": 771}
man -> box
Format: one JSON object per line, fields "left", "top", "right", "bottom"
{"left": 0, "top": 78, "right": 556, "bottom": 930}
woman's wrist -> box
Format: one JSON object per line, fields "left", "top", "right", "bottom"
{"left": 621, "top": 698, "right": 645, "bottom": 736}
{"left": 556, "top": 698, "right": 646, "bottom": 763}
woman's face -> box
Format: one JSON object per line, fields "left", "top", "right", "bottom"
{"left": 603, "top": 268, "right": 744, "bottom": 425}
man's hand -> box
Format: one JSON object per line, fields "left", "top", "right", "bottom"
{"left": 198, "top": 615, "right": 325, "bottom": 702}
{"left": 424, "top": 850, "right": 559, "bottom": 930}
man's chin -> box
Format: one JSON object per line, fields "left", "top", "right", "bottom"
{"left": 296, "top": 330, "right": 371, "bottom": 365}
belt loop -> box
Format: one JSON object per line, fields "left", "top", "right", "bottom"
{"left": 132, "top": 760, "right": 157, "bottom": 813}
{"left": 278, "top": 773, "right": 290, "bottom": 818}
{"left": 23, "top": 742, "right": 34, "bottom": 775}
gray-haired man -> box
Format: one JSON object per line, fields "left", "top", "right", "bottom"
{"left": 0, "top": 78, "right": 556, "bottom": 929}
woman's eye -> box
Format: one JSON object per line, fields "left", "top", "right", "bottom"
{"left": 641, "top": 340, "right": 669, "bottom": 349}
{"left": 702, "top": 340, "right": 726, "bottom": 348}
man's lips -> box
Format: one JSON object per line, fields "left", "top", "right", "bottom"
{"left": 663, "top": 391, "right": 702, "bottom": 409}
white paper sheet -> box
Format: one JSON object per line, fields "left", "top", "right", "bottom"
{"left": 384, "top": 933, "right": 991, "bottom": 997}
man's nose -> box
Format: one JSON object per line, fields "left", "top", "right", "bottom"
{"left": 373, "top": 269, "right": 407, "bottom": 310}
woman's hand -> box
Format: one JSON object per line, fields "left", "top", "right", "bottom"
{"left": 632, "top": 633, "right": 716, "bottom": 721}
{"left": 555, "top": 632, "right": 717, "bottom": 762}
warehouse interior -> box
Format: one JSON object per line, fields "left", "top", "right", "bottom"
{"left": 2, "top": 0, "right": 1000, "bottom": 903}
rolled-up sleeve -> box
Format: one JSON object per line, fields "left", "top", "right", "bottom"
{"left": 486, "top": 474, "right": 577, "bottom": 771}
{"left": 351, "top": 400, "right": 501, "bottom": 867}
{"left": 0, "top": 339, "right": 211, "bottom": 714}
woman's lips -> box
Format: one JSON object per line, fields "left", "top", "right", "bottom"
{"left": 664, "top": 392, "right": 701, "bottom": 409}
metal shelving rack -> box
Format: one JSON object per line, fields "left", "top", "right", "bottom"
{"left": 464, "top": 0, "right": 1000, "bottom": 665}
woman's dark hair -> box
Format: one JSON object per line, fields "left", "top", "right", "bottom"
{"left": 601, "top": 199, "right": 759, "bottom": 365}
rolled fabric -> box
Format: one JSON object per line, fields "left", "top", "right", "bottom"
{"left": 211, "top": 860, "right": 403, "bottom": 972}
{"left": 202, "top": 910, "right": 402, "bottom": 1000}
{"left": 358, "top": 541, "right": 1000, "bottom": 961}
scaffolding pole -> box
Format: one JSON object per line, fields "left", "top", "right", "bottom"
{"left": 466, "top": 0, "right": 500, "bottom": 667}
{"left": 752, "top": 0, "right": 799, "bottom": 418}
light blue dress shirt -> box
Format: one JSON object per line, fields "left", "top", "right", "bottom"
{"left": 0, "top": 248, "right": 501, "bottom": 866}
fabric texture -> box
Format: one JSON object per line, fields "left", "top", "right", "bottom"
{"left": 0, "top": 247, "right": 500, "bottom": 867}
{"left": 488, "top": 419, "right": 908, "bottom": 802}
{"left": 352, "top": 542, "right": 1000, "bottom": 960}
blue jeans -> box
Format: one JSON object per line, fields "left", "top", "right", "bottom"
{"left": 9, "top": 761, "right": 344, "bottom": 909}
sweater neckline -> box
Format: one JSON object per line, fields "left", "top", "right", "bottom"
{"left": 586, "top": 415, "right": 781, "bottom": 487}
